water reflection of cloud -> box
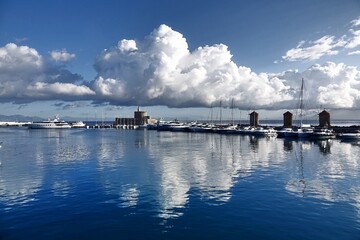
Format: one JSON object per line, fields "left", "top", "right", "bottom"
{"left": 96, "top": 131, "right": 153, "bottom": 211}
{"left": 158, "top": 163, "right": 189, "bottom": 219}
{"left": 52, "top": 180, "right": 71, "bottom": 197}
{"left": 97, "top": 142, "right": 125, "bottom": 169}
{"left": 53, "top": 144, "right": 90, "bottom": 163}
{"left": 146, "top": 132, "right": 286, "bottom": 217}
{"left": 194, "top": 135, "right": 239, "bottom": 203}
{"left": 0, "top": 178, "right": 41, "bottom": 207}
{"left": 28, "top": 129, "right": 91, "bottom": 165}
{"left": 0, "top": 160, "right": 42, "bottom": 208}
{"left": 119, "top": 184, "right": 139, "bottom": 208}
{"left": 349, "top": 187, "right": 360, "bottom": 220}
{"left": 285, "top": 140, "right": 360, "bottom": 211}
{"left": 95, "top": 130, "right": 360, "bottom": 222}
{"left": 95, "top": 131, "right": 137, "bottom": 169}
{"left": 334, "top": 142, "right": 360, "bottom": 170}
{"left": 286, "top": 179, "right": 336, "bottom": 202}
{"left": 0, "top": 129, "right": 94, "bottom": 208}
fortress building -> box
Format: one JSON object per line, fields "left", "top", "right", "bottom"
{"left": 115, "top": 107, "right": 157, "bottom": 127}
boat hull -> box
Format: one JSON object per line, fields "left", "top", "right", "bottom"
{"left": 338, "top": 133, "right": 360, "bottom": 141}
{"left": 71, "top": 121, "right": 86, "bottom": 128}
{"left": 28, "top": 124, "right": 71, "bottom": 129}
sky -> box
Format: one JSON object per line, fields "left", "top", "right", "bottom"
{"left": 0, "top": 0, "right": 360, "bottom": 121}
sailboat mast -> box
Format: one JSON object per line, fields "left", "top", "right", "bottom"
{"left": 210, "top": 104, "right": 213, "bottom": 125}
{"left": 231, "top": 98, "right": 234, "bottom": 126}
{"left": 299, "top": 78, "right": 304, "bottom": 127}
{"left": 219, "top": 100, "right": 222, "bottom": 125}
{"left": 239, "top": 110, "right": 242, "bottom": 125}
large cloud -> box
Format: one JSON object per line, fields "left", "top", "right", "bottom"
{"left": 0, "top": 43, "right": 94, "bottom": 103}
{"left": 92, "top": 24, "right": 360, "bottom": 110}
{"left": 1, "top": 24, "right": 360, "bottom": 111}
{"left": 274, "top": 62, "right": 360, "bottom": 109}
{"left": 92, "top": 24, "right": 293, "bottom": 109}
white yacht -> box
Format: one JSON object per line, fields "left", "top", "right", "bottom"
{"left": 28, "top": 116, "right": 71, "bottom": 129}
{"left": 277, "top": 127, "right": 293, "bottom": 138}
{"left": 253, "top": 127, "right": 278, "bottom": 137}
{"left": 157, "top": 120, "right": 188, "bottom": 131}
{"left": 70, "top": 121, "right": 86, "bottom": 128}
{"left": 310, "top": 128, "right": 335, "bottom": 139}
{"left": 283, "top": 127, "right": 314, "bottom": 138}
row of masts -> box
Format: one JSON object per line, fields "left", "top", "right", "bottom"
{"left": 209, "top": 78, "right": 314, "bottom": 128}
{"left": 218, "top": 98, "right": 236, "bottom": 126}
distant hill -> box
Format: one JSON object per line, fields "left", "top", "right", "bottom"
{"left": 0, "top": 114, "right": 44, "bottom": 122}
{"left": 0, "top": 114, "right": 99, "bottom": 122}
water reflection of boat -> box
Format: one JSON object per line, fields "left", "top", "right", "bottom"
{"left": 284, "top": 141, "right": 307, "bottom": 196}
{"left": 315, "top": 139, "right": 332, "bottom": 154}
{"left": 28, "top": 116, "right": 71, "bottom": 129}
{"left": 338, "top": 132, "right": 360, "bottom": 141}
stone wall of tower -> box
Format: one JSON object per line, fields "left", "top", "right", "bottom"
{"left": 319, "top": 110, "right": 330, "bottom": 127}
{"left": 249, "top": 111, "right": 259, "bottom": 127}
{"left": 283, "top": 111, "right": 293, "bottom": 128}
{"left": 134, "top": 110, "right": 147, "bottom": 125}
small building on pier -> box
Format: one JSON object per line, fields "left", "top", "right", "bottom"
{"left": 319, "top": 110, "right": 331, "bottom": 127}
{"left": 283, "top": 111, "right": 293, "bottom": 128}
{"left": 249, "top": 111, "right": 259, "bottom": 127}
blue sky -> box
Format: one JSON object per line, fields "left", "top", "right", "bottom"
{"left": 0, "top": 0, "right": 360, "bottom": 120}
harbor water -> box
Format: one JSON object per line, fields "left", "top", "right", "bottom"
{"left": 0, "top": 127, "right": 360, "bottom": 239}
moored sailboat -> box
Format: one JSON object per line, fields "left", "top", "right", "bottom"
{"left": 310, "top": 128, "right": 335, "bottom": 140}
{"left": 281, "top": 78, "right": 314, "bottom": 139}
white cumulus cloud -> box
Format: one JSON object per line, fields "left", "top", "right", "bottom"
{"left": 92, "top": 24, "right": 360, "bottom": 110}
{"left": 276, "top": 62, "right": 360, "bottom": 109}
{"left": 346, "top": 29, "right": 360, "bottom": 49}
{"left": 351, "top": 17, "right": 360, "bottom": 27}
{"left": 348, "top": 50, "right": 360, "bottom": 55}
{"left": 50, "top": 49, "right": 76, "bottom": 62}
{"left": 282, "top": 35, "right": 345, "bottom": 61}
{"left": 92, "top": 24, "right": 293, "bottom": 109}
{"left": 118, "top": 39, "right": 138, "bottom": 52}
{"left": 26, "top": 82, "right": 94, "bottom": 98}
{"left": 283, "top": 16, "right": 360, "bottom": 61}
{"left": 2, "top": 25, "right": 360, "bottom": 112}
{"left": 0, "top": 43, "right": 94, "bottom": 103}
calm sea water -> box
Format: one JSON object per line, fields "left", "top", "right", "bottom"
{"left": 1, "top": 127, "right": 360, "bottom": 239}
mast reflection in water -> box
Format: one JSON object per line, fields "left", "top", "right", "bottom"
{"left": 0, "top": 128, "right": 360, "bottom": 239}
